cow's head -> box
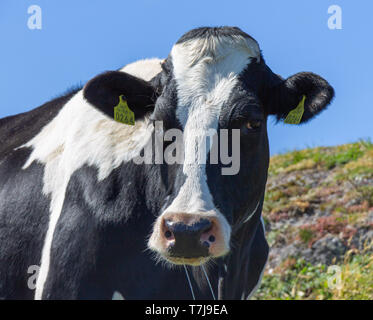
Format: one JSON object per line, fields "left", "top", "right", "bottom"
{"left": 83, "top": 27, "right": 334, "bottom": 266}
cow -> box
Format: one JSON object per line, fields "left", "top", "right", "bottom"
{"left": 0, "top": 26, "right": 334, "bottom": 300}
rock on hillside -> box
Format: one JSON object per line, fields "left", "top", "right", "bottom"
{"left": 262, "top": 140, "right": 373, "bottom": 271}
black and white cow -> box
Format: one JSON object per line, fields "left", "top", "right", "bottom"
{"left": 0, "top": 27, "right": 334, "bottom": 300}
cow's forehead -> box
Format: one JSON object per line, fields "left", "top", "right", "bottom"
{"left": 169, "top": 29, "right": 260, "bottom": 127}
{"left": 171, "top": 32, "right": 260, "bottom": 70}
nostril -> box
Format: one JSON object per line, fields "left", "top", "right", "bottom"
{"left": 165, "top": 219, "right": 175, "bottom": 232}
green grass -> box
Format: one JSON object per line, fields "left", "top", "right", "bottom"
{"left": 298, "top": 227, "right": 314, "bottom": 245}
{"left": 269, "top": 140, "right": 373, "bottom": 175}
{"left": 253, "top": 254, "right": 373, "bottom": 300}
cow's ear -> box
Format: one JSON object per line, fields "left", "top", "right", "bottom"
{"left": 266, "top": 72, "right": 334, "bottom": 124}
{"left": 83, "top": 71, "right": 157, "bottom": 121}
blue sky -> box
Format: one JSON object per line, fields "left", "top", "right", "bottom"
{"left": 1, "top": 0, "right": 372, "bottom": 155}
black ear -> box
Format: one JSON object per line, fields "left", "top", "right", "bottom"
{"left": 266, "top": 72, "right": 335, "bottom": 123}
{"left": 83, "top": 71, "right": 157, "bottom": 120}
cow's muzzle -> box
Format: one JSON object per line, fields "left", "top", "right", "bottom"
{"left": 148, "top": 212, "right": 230, "bottom": 265}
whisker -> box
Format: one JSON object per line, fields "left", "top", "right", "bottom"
{"left": 183, "top": 265, "right": 196, "bottom": 300}
{"left": 201, "top": 265, "right": 216, "bottom": 300}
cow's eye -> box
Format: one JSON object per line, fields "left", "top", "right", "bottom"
{"left": 246, "top": 120, "right": 262, "bottom": 131}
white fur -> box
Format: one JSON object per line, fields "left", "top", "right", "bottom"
{"left": 162, "top": 35, "right": 260, "bottom": 244}
{"left": 120, "top": 58, "right": 163, "bottom": 81}
{"left": 20, "top": 59, "right": 161, "bottom": 299}
{"left": 112, "top": 291, "right": 125, "bottom": 300}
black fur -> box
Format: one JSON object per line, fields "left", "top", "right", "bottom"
{"left": 0, "top": 89, "right": 79, "bottom": 158}
{"left": 267, "top": 72, "right": 335, "bottom": 123}
{"left": 176, "top": 26, "right": 258, "bottom": 46}
{"left": 0, "top": 148, "right": 51, "bottom": 299}
{"left": 83, "top": 71, "right": 157, "bottom": 121}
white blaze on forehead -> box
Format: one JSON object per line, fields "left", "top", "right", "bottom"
{"left": 163, "top": 35, "right": 259, "bottom": 216}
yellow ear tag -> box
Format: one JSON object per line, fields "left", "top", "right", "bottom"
{"left": 284, "top": 95, "right": 306, "bottom": 124}
{"left": 114, "top": 95, "right": 135, "bottom": 125}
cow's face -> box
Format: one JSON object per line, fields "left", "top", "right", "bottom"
{"left": 84, "top": 27, "right": 334, "bottom": 266}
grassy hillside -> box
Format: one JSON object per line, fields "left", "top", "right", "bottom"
{"left": 252, "top": 140, "right": 373, "bottom": 300}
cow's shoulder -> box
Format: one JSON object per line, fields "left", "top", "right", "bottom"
{"left": 0, "top": 88, "right": 80, "bottom": 159}
{"left": 0, "top": 58, "right": 163, "bottom": 167}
